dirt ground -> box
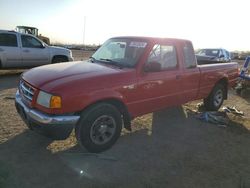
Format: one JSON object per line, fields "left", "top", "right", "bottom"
{"left": 0, "top": 50, "right": 250, "bottom": 188}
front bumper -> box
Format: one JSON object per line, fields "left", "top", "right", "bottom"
{"left": 15, "top": 91, "right": 80, "bottom": 140}
{"left": 68, "top": 56, "right": 74, "bottom": 61}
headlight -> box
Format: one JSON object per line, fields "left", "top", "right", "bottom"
{"left": 37, "top": 91, "right": 62, "bottom": 109}
{"left": 69, "top": 50, "right": 73, "bottom": 57}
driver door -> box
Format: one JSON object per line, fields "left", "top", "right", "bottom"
{"left": 21, "top": 35, "right": 50, "bottom": 67}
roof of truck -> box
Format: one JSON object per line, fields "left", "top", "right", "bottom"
{"left": 111, "top": 36, "right": 192, "bottom": 44}
{"left": 0, "top": 30, "right": 39, "bottom": 38}
{"left": 0, "top": 29, "right": 17, "bottom": 33}
{"left": 16, "top": 26, "right": 38, "bottom": 29}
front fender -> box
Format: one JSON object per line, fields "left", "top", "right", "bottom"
{"left": 34, "top": 88, "right": 126, "bottom": 117}
{"left": 82, "top": 89, "right": 126, "bottom": 110}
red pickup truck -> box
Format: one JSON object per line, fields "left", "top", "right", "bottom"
{"left": 15, "top": 37, "right": 238, "bottom": 152}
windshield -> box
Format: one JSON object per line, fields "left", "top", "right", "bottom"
{"left": 91, "top": 38, "right": 147, "bottom": 68}
{"left": 197, "top": 49, "right": 219, "bottom": 57}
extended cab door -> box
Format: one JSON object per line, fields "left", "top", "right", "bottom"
{"left": 21, "top": 34, "right": 50, "bottom": 67}
{"left": 136, "top": 43, "right": 182, "bottom": 115}
{"left": 179, "top": 41, "right": 200, "bottom": 103}
{"left": 0, "top": 32, "right": 21, "bottom": 68}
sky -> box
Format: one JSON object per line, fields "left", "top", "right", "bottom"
{"left": 0, "top": 0, "right": 249, "bottom": 51}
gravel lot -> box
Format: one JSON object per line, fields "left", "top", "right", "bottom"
{"left": 0, "top": 51, "right": 249, "bottom": 188}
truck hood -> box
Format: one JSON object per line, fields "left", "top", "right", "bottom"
{"left": 22, "top": 61, "right": 126, "bottom": 89}
{"left": 48, "top": 46, "right": 68, "bottom": 51}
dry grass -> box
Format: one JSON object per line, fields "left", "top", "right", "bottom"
{"left": 71, "top": 50, "right": 94, "bottom": 61}
{"left": 0, "top": 69, "right": 26, "bottom": 76}
{"left": 0, "top": 89, "right": 26, "bottom": 144}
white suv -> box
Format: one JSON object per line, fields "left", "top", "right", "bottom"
{"left": 0, "top": 30, "right": 73, "bottom": 68}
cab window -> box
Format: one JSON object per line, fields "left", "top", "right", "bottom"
{"left": 147, "top": 44, "right": 177, "bottom": 70}
{"left": 21, "top": 35, "right": 43, "bottom": 48}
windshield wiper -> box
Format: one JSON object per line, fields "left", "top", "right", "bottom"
{"left": 99, "top": 58, "right": 124, "bottom": 68}
{"left": 100, "top": 58, "right": 116, "bottom": 63}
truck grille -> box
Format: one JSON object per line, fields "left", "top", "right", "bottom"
{"left": 20, "top": 80, "right": 35, "bottom": 101}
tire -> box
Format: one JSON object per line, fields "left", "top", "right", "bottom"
{"left": 203, "top": 83, "right": 226, "bottom": 111}
{"left": 236, "top": 88, "right": 242, "bottom": 95}
{"left": 75, "top": 103, "right": 122, "bottom": 153}
{"left": 52, "top": 56, "right": 68, "bottom": 63}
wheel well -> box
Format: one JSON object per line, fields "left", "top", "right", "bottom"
{"left": 217, "top": 78, "right": 228, "bottom": 99}
{"left": 52, "top": 55, "right": 68, "bottom": 62}
{"left": 80, "top": 99, "right": 132, "bottom": 130}
{"left": 0, "top": 60, "right": 2, "bottom": 68}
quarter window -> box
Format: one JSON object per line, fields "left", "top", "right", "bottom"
{"left": 147, "top": 44, "right": 177, "bottom": 70}
{"left": 183, "top": 42, "right": 196, "bottom": 68}
{"left": 0, "top": 33, "right": 18, "bottom": 47}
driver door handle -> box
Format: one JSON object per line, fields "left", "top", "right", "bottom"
{"left": 0, "top": 48, "right": 4, "bottom": 52}
{"left": 23, "top": 49, "right": 30, "bottom": 53}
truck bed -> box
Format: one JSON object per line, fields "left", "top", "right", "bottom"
{"left": 197, "top": 62, "right": 239, "bottom": 99}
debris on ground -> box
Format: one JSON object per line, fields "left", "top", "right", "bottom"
{"left": 196, "top": 102, "right": 205, "bottom": 112}
{"left": 196, "top": 111, "right": 229, "bottom": 127}
{"left": 235, "top": 80, "right": 250, "bottom": 97}
{"left": 4, "top": 96, "right": 15, "bottom": 100}
{"left": 235, "top": 56, "right": 250, "bottom": 97}
{"left": 222, "top": 106, "right": 244, "bottom": 116}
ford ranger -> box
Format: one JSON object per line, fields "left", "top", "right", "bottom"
{"left": 15, "top": 37, "right": 238, "bottom": 152}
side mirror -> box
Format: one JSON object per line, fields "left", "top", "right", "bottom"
{"left": 40, "top": 42, "right": 46, "bottom": 48}
{"left": 144, "top": 62, "right": 162, "bottom": 72}
{"left": 219, "top": 54, "right": 225, "bottom": 58}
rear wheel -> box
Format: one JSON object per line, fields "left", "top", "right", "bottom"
{"left": 75, "top": 103, "right": 122, "bottom": 153}
{"left": 52, "top": 56, "right": 68, "bottom": 63}
{"left": 203, "top": 83, "right": 226, "bottom": 111}
{"left": 236, "top": 88, "right": 242, "bottom": 95}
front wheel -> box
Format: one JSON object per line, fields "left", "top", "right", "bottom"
{"left": 75, "top": 103, "right": 122, "bottom": 153}
{"left": 203, "top": 83, "right": 226, "bottom": 111}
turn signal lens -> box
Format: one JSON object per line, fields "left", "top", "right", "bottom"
{"left": 50, "top": 96, "right": 62, "bottom": 109}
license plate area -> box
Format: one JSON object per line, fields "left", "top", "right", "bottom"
{"left": 16, "top": 103, "right": 28, "bottom": 122}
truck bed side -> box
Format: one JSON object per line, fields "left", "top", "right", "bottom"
{"left": 197, "top": 62, "right": 238, "bottom": 99}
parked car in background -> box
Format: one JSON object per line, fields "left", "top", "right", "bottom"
{"left": 238, "top": 53, "right": 249, "bottom": 60}
{"left": 0, "top": 30, "right": 73, "bottom": 68}
{"left": 230, "top": 52, "right": 239, "bottom": 60}
{"left": 196, "top": 48, "right": 231, "bottom": 64}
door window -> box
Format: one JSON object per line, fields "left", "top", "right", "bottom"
{"left": 147, "top": 44, "right": 177, "bottom": 70}
{"left": 0, "top": 33, "right": 18, "bottom": 47}
{"left": 21, "top": 35, "right": 43, "bottom": 48}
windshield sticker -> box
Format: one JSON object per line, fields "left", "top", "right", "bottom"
{"left": 129, "top": 42, "right": 147, "bottom": 48}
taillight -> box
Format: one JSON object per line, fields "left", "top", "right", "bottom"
{"left": 238, "top": 66, "right": 241, "bottom": 76}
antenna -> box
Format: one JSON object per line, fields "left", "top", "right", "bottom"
{"left": 83, "top": 16, "right": 86, "bottom": 50}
